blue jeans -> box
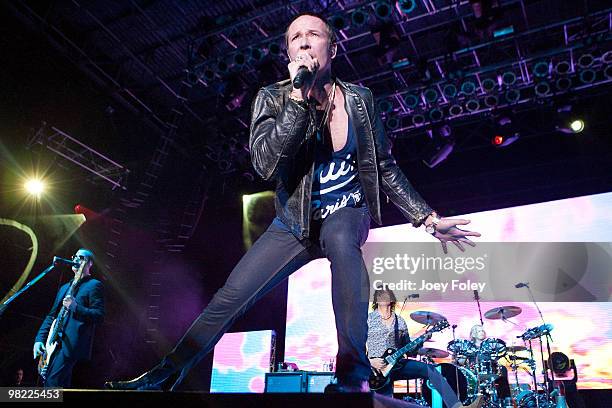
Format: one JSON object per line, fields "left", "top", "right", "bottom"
{"left": 162, "top": 206, "right": 372, "bottom": 389}
{"left": 379, "top": 360, "right": 461, "bottom": 408}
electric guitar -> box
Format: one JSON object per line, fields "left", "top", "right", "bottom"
{"left": 369, "top": 319, "right": 450, "bottom": 390}
{"left": 38, "top": 260, "right": 86, "bottom": 379}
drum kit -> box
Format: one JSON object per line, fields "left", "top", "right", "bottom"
{"left": 404, "top": 306, "right": 557, "bottom": 408}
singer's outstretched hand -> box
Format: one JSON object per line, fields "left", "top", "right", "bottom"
{"left": 431, "top": 218, "right": 481, "bottom": 254}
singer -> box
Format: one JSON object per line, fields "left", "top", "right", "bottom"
{"left": 105, "top": 12, "right": 480, "bottom": 393}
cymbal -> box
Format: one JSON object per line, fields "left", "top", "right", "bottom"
{"left": 418, "top": 347, "right": 450, "bottom": 359}
{"left": 410, "top": 311, "right": 447, "bottom": 325}
{"left": 506, "top": 346, "right": 527, "bottom": 353}
{"left": 484, "top": 306, "right": 522, "bottom": 320}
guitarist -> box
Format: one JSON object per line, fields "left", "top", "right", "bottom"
{"left": 32, "top": 249, "right": 104, "bottom": 387}
{"left": 367, "top": 289, "right": 483, "bottom": 408}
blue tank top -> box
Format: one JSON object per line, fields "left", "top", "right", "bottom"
{"left": 311, "top": 118, "right": 364, "bottom": 221}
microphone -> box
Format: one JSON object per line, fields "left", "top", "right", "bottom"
{"left": 53, "top": 256, "right": 80, "bottom": 267}
{"left": 452, "top": 324, "right": 458, "bottom": 329}
{"left": 515, "top": 282, "right": 529, "bottom": 288}
{"left": 293, "top": 66, "right": 312, "bottom": 89}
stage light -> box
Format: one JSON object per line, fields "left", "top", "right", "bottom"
{"left": 492, "top": 116, "right": 519, "bottom": 147}
{"left": 375, "top": 1, "right": 394, "bottom": 20}
{"left": 330, "top": 14, "right": 347, "bottom": 31}
{"left": 533, "top": 61, "right": 549, "bottom": 78}
{"left": 423, "top": 140, "right": 454, "bottom": 168}
{"left": 351, "top": 9, "right": 368, "bottom": 26}
{"left": 605, "top": 65, "right": 612, "bottom": 80}
{"left": 396, "top": 0, "right": 416, "bottom": 15}
{"left": 556, "top": 77, "right": 572, "bottom": 91}
{"left": 403, "top": 93, "right": 419, "bottom": 109}
{"left": 378, "top": 99, "right": 394, "bottom": 114}
{"left": 555, "top": 105, "right": 585, "bottom": 134}
{"left": 534, "top": 81, "right": 550, "bottom": 97}
{"left": 423, "top": 125, "right": 454, "bottom": 168}
{"left": 442, "top": 84, "right": 457, "bottom": 98}
{"left": 386, "top": 116, "right": 400, "bottom": 130}
{"left": 429, "top": 108, "right": 443, "bottom": 122}
{"left": 579, "top": 69, "right": 596, "bottom": 83}
{"left": 203, "top": 68, "right": 215, "bottom": 81}
{"left": 505, "top": 89, "right": 520, "bottom": 103}
{"left": 24, "top": 179, "right": 45, "bottom": 197}
{"left": 577, "top": 53, "right": 594, "bottom": 69}
{"left": 466, "top": 99, "right": 480, "bottom": 112}
{"left": 232, "top": 52, "right": 246, "bottom": 67}
{"left": 424, "top": 88, "right": 439, "bottom": 104}
{"left": 412, "top": 113, "right": 425, "bottom": 126}
{"left": 268, "top": 42, "right": 281, "bottom": 56}
{"left": 484, "top": 95, "right": 498, "bottom": 108}
{"left": 602, "top": 50, "right": 612, "bottom": 64}
{"left": 501, "top": 71, "right": 516, "bottom": 86}
{"left": 555, "top": 60, "right": 571, "bottom": 75}
{"left": 570, "top": 119, "right": 585, "bottom": 133}
{"left": 247, "top": 48, "right": 265, "bottom": 64}
{"left": 481, "top": 78, "right": 497, "bottom": 93}
{"left": 460, "top": 80, "right": 477, "bottom": 95}
{"left": 448, "top": 104, "right": 463, "bottom": 116}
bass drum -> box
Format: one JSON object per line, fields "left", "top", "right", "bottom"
{"left": 422, "top": 363, "right": 478, "bottom": 405}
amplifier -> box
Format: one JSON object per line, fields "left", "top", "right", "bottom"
{"left": 265, "top": 371, "right": 334, "bottom": 393}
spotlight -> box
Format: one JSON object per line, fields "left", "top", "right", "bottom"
{"left": 460, "top": 79, "right": 477, "bottom": 95}
{"left": 466, "top": 99, "right": 480, "bottom": 112}
{"left": 505, "top": 89, "right": 520, "bottom": 103}
{"left": 555, "top": 105, "right": 585, "bottom": 134}
{"left": 429, "top": 108, "right": 444, "bottom": 122}
{"left": 602, "top": 50, "right": 612, "bottom": 64}
{"left": 449, "top": 104, "right": 463, "bottom": 116}
{"left": 424, "top": 88, "right": 439, "bottom": 104}
{"left": 396, "top": 0, "right": 417, "bottom": 15}
{"left": 25, "top": 179, "right": 45, "bottom": 197}
{"left": 533, "top": 61, "right": 549, "bottom": 78}
{"left": 501, "top": 71, "right": 517, "bottom": 86}
{"left": 423, "top": 139, "right": 455, "bottom": 168}
{"left": 330, "top": 14, "right": 347, "bottom": 31}
{"left": 579, "top": 69, "right": 596, "bottom": 83}
{"left": 386, "top": 116, "right": 400, "bottom": 130}
{"left": 375, "top": 1, "right": 394, "bottom": 20}
{"left": 481, "top": 78, "right": 497, "bottom": 93}
{"left": 268, "top": 42, "right": 281, "bottom": 56}
{"left": 556, "top": 77, "right": 572, "bottom": 91}
{"left": 422, "top": 124, "right": 454, "bottom": 168}
{"left": 484, "top": 95, "right": 498, "bottom": 107}
{"left": 378, "top": 99, "right": 394, "bottom": 114}
{"left": 534, "top": 81, "right": 550, "bottom": 97}
{"left": 555, "top": 60, "right": 571, "bottom": 75}
{"left": 232, "top": 52, "right": 246, "bottom": 67}
{"left": 403, "top": 93, "right": 420, "bottom": 109}
{"left": 577, "top": 53, "right": 594, "bottom": 69}
{"left": 351, "top": 9, "right": 368, "bottom": 26}
{"left": 412, "top": 113, "right": 426, "bottom": 126}
{"left": 492, "top": 116, "right": 519, "bottom": 147}
{"left": 247, "top": 47, "right": 265, "bottom": 64}
{"left": 442, "top": 84, "right": 457, "bottom": 98}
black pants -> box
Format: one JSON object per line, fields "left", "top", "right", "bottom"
{"left": 160, "top": 207, "right": 372, "bottom": 389}
{"left": 43, "top": 349, "right": 77, "bottom": 388}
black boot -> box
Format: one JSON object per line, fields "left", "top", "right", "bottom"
{"left": 104, "top": 363, "right": 175, "bottom": 390}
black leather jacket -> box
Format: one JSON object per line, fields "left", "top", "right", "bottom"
{"left": 249, "top": 78, "right": 433, "bottom": 239}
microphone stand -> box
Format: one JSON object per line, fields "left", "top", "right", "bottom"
{"left": 519, "top": 283, "right": 554, "bottom": 406}
{"left": 473, "top": 290, "right": 484, "bottom": 326}
{"left": 0, "top": 263, "right": 56, "bottom": 318}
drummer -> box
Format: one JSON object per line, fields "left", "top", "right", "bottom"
{"left": 459, "top": 324, "right": 511, "bottom": 399}
{"left": 367, "top": 289, "right": 484, "bottom": 407}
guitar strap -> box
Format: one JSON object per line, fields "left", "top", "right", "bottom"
{"left": 394, "top": 314, "right": 399, "bottom": 348}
